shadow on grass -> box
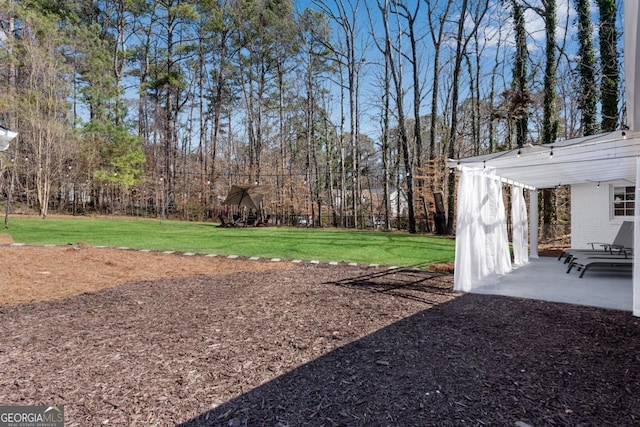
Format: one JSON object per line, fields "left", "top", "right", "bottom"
{"left": 178, "top": 284, "right": 640, "bottom": 426}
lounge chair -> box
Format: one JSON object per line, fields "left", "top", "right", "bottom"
{"left": 558, "top": 221, "right": 634, "bottom": 263}
{"left": 217, "top": 215, "right": 231, "bottom": 227}
{"left": 566, "top": 252, "right": 633, "bottom": 278}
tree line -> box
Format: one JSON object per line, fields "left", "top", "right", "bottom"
{"left": 0, "top": 0, "right": 623, "bottom": 233}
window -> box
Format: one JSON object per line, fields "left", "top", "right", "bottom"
{"left": 612, "top": 186, "right": 635, "bottom": 217}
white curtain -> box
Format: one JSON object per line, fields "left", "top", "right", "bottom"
{"left": 0, "top": 128, "right": 18, "bottom": 152}
{"left": 633, "top": 158, "right": 640, "bottom": 316}
{"left": 511, "top": 185, "right": 529, "bottom": 266}
{"left": 454, "top": 167, "right": 512, "bottom": 292}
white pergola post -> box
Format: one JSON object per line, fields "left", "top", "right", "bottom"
{"left": 625, "top": 0, "right": 640, "bottom": 132}
{"left": 529, "top": 189, "right": 539, "bottom": 258}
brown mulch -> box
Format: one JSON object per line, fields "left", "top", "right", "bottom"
{"left": 1, "top": 243, "right": 639, "bottom": 426}
{"left": 0, "top": 242, "right": 290, "bottom": 304}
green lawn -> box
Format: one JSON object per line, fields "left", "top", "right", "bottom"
{"left": 3, "top": 216, "right": 455, "bottom": 267}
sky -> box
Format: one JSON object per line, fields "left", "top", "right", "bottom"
{"left": 292, "top": 0, "right": 627, "bottom": 140}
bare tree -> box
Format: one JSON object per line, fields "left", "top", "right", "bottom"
{"left": 445, "top": 0, "right": 489, "bottom": 235}
{"left": 312, "top": 0, "right": 366, "bottom": 228}
{"left": 396, "top": 0, "right": 426, "bottom": 231}
{"left": 425, "top": 0, "right": 453, "bottom": 234}
{"left": 375, "top": 0, "right": 417, "bottom": 233}
{"left": 1, "top": 5, "right": 19, "bottom": 227}
{"left": 16, "top": 13, "right": 74, "bottom": 218}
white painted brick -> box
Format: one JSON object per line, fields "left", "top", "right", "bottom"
{"left": 570, "top": 181, "right": 629, "bottom": 248}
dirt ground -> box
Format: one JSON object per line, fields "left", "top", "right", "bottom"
{"left": 1, "top": 236, "right": 639, "bottom": 426}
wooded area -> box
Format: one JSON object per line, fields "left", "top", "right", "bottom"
{"left": 0, "top": 0, "right": 624, "bottom": 232}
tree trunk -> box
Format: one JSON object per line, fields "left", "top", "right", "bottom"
{"left": 542, "top": 0, "right": 558, "bottom": 145}
{"left": 380, "top": 0, "right": 416, "bottom": 233}
{"left": 445, "top": 0, "right": 469, "bottom": 235}
{"left": 576, "top": 0, "right": 598, "bottom": 135}
{"left": 512, "top": 0, "right": 528, "bottom": 148}
{"left": 598, "top": 0, "right": 619, "bottom": 131}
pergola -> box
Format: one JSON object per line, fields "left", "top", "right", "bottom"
{"left": 446, "top": 0, "right": 640, "bottom": 316}
{"left": 449, "top": 131, "right": 640, "bottom": 189}
{"left": 446, "top": 130, "right": 640, "bottom": 257}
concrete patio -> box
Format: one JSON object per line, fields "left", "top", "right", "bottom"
{"left": 471, "top": 256, "right": 633, "bottom": 312}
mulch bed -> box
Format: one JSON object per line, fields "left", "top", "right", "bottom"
{"left": 1, "top": 262, "right": 639, "bottom": 426}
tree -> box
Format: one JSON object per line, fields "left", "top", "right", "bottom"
{"left": 396, "top": 0, "right": 425, "bottom": 231}
{"left": 148, "top": 0, "right": 198, "bottom": 211}
{"left": 425, "top": 0, "right": 453, "bottom": 235}
{"left": 0, "top": 0, "right": 615, "bottom": 225}
{"left": 484, "top": 4, "right": 509, "bottom": 153}
{"left": 202, "top": 0, "right": 234, "bottom": 184}
{"left": 70, "top": 16, "right": 147, "bottom": 212}
{"left": 86, "top": 121, "right": 146, "bottom": 189}
{"left": 512, "top": 0, "right": 529, "bottom": 148}
{"left": 0, "top": 2, "right": 19, "bottom": 227}
{"left": 377, "top": 0, "right": 416, "bottom": 233}
{"left": 299, "top": 8, "right": 334, "bottom": 226}
{"left": 597, "top": 0, "right": 619, "bottom": 131}
{"left": 380, "top": 36, "right": 392, "bottom": 230}
{"left": 525, "top": 0, "right": 564, "bottom": 237}
{"left": 445, "top": 0, "right": 489, "bottom": 235}
{"left": 313, "top": 0, "right": 366, "bottom": 228}
{"left": 542, "top": 0, "right": 558, "bottom": 145}
{"left": 13, "top": 9, "right": 75, "bottom": 218}
{"left": 575, "top": 0, "right": 598, "bottom": 136}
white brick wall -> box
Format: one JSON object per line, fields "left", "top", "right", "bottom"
{"left": 570, "top": 181, "right": 630, "bottom": 248}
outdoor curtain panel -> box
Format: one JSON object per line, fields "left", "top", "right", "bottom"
{"left": 511, "top": 185, "right": 529, "bottom": 266}
{"left": 454, "top": 167, "right": 512, "bottom": 292}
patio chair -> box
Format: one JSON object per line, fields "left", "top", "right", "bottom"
{"left": 232, "top": 214, "right": 245, "bottom": 227}
{"left": 566, "top": 251, "right": 633, "bottom": 278}
{"left": 558, "top": 221, "right": 634, "bottom": 263}
{"left": 216, "top": 215, "right": 231, "bottom": 228}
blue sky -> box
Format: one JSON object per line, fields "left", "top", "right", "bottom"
{"left": 292, "top": 0, "right": 625, "bottom": 140}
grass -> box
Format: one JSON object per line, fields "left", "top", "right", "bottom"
{"left": 2, "top": 216, "right": 455, "bottom": 267}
